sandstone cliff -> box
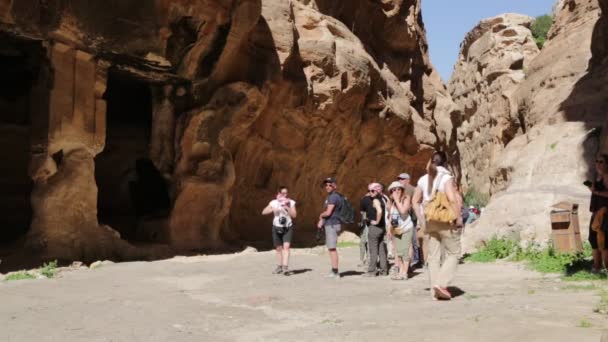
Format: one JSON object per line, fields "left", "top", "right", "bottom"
{"left": 0, "top": 0, "right": 456, "bottom": 262}
{"left": 452, "top": 0, "right": 608, "bottom": 251}
{"left": 449, "top": 14, "right": 540, "bottom": 195}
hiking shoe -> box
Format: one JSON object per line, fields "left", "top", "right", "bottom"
{"left": 326, "top": 271, "right": 340, "bottom": 279}
{"left": 391, "top": 274, "right": 407, "bottom": 281}
{"left": 272, "top": 266, "right": 283, "bottom": 274}
{"left": 433, "top": 286, "right": 452, "bottom": 300}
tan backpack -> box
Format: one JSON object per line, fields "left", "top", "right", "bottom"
{"left": 424, "top": 174, "right": 457, "bottom": 224}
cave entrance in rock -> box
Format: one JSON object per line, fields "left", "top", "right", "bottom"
{"left": 0, "top": 36, "right": 46, "bottom": 245}
{"left": 96, "top": 68, "right": 170, "bottom": 243}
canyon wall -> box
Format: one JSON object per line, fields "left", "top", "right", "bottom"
{"left": 451, "top": 0, "right": 608, "bottom": 250}
{"left": 0, "top": 0, "right": 456, "bottom": 261}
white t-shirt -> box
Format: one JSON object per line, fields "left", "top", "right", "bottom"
{"left": 269, "top": 199, "right": 296, "bottom": 227}
{"left": 417, "top": 166, "right": 454, "bottom": 203}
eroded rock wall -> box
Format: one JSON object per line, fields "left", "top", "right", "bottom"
{"left": 449, "top": 14, "right": 540, "bottom": 194}
{"left": 0, "top": 0, "right": 456, "bottom": 258}
{"left": 456, "top": 0, "right": 607, "bottom": 251}
{"left": 172, "top": 0, "right": 458, "bottom": 247}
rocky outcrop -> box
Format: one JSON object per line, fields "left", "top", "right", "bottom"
{"left": 0, "top": 0, "right": 455, "bottom": 260}
{"left": 449, "top": 14, "right": 540, "bottom": 194}
{"left": 457, "top": 0, "right": 606, "bottom": 251}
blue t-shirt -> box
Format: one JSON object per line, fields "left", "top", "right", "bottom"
{"left": 324, "top": 191, "right": 342, "bottom": 225}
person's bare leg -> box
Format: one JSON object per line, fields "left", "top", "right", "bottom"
{"left": 282, "top": 242, "right": 290, "bottom": 267}
{"left": 593, "top": 249, "right": 602, "bottom": 271}
{"left": 601, "top": 249, "right": 608, "bottom": 270}
{"left": 275, "top": 246, "right": 283, "bottom": 265}
{"left": 329, "top": 249, "right": 339, "bottom": 269}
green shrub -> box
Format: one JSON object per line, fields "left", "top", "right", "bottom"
{"left": 467, "top": 237, "right": 594, "bottom": 276}
{"left": 39, "top": 260, "right": 58, "bottom": 278}
{"left": 337, "top": 241, "right": 359, "bottom": 248}
{"left": 4, "top": 272, "right": 35, "bottom": 282}
{"left": 463, "top": 187, "right": 490, "bottom": 208}
{"left": 465, "top": 237, "right": 516, "bottom": 262}
{"left": 531, "top": 15, "right": 553, "bottom": 49}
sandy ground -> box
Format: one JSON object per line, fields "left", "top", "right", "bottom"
{"left": 1, "top": 247, "right": 607, "bottom": 342}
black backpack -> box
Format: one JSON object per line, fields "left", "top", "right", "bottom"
{"left": 336, "top": 192, "right": 355, "bottom": 224}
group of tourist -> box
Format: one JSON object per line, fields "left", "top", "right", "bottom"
{"left": 261, "top": 150, "right": 608, "bottom": 301}
{"left": 262, "top": 151, "right": 464, "bottom": 300}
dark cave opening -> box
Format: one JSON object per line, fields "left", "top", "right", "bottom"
{"left": 0, "top": 39, "right": 43, "bottom": 244}
{"left": 95, "top": 69, "right": 170, "bottom": 243}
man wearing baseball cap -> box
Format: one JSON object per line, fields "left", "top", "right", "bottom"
{"left": 318, "top": 177, "right": 342, "bottom": 278}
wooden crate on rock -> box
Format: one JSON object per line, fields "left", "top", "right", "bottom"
{"left": 550, "top": 202, "right": 583, "bottom": 253}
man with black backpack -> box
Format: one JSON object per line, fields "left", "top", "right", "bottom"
{"left": 317, "top": 177, "right": 349, "bottom": 279}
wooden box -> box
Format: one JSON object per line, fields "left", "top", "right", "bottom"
{"left": 550, "top": 202, "right": 582, "bottom": 253}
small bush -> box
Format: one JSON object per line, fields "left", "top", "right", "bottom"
{"left": 463, "top": 188, "right": 490, "bottom": 208}
{"left": 467, "top": 237, "right": 594, "bottom": 276}
{"left": 594, "top": 289, "right": 608, "bottom": 314}
{"left": 531, "top": 15, "right": 553, "bottom": 49}
{"left": 337, "top": 241, "right": 359, "bottom": 248}
{"left": 465, "top": 237, "right": 516, "bottom": 262}
{"left": 39, "top": 260, "right": 58, "bottom": 278}
{"left": 4, "top": 272, "right": 35, "bottom": 282}
{"left": 578, "top": 318, "right": 592, "bottom": 328}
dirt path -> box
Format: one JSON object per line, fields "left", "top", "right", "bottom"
{"left": 1, "top": 247, "right": 607, "bottom": 341}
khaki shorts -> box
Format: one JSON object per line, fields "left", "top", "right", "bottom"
{"left": 393, "top": 228, "right": 414, "bottom": 261}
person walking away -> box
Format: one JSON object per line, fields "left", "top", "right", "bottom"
{"left": 413, "top": 151, "right": 463, "bottom": 300}
{"left": 262, "top": 186, "right": 297, "bottom": 275}
{"left": 318, "top": 177, "right": 342, "bottom": 278}
{"left": 359, "top": 189, "right": 373, "bottom": 267}
{"left": 398, "top": 172, "right": 421, "bottom": 267}
{"left": 588, "top": 154, "right": 608, "bottom": 273}
{"left": 363, "top": 183, "right": 389, "bottom": 277}
{"left": 388, "top": 181, "right": 414, "bottom": 280}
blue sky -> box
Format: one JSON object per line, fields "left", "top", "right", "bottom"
{"left": 422, "top": 0, "right": 557, "bottom": 82}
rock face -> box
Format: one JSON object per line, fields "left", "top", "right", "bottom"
{"left": 449, "top": 14, "right": 540, "bottom": 194}
{"left": 0, "top": 0, "right": 455, "bottom": 260}
{"left": 454, "top": 0, "right": 607, "bottom": 251}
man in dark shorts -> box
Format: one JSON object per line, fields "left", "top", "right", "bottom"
{"left": 262, "top": 186, "right": 297, "bottom": 275}
{"left": 318, "top": 177, "right": 342, "bottom": 279}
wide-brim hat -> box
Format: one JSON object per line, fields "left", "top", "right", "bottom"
{"left": 388, "top": 181, "right": 405, "bottom": 192}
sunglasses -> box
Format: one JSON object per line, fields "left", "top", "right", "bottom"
{"left": 324, "top": 183, "right": 334, "bottom": 187}
{"left": 390, "top": 188, "right": 403, "bottom": 193}
{"left": 369, "top": 189, "right": 377, "bottom": 193}
{"left": 596, "top": 160, "right": 605, "bottom": 164}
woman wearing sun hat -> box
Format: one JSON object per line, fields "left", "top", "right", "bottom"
{"left": 387, "top": 181, "right": 414, "bottom": 280}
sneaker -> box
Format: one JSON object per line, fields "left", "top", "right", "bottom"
{"left": 272, "top": 266, "right": 283, "bottom": 274}
{"left": 282, "top": 266, "right": 289, "bottom": 275}
{"left": 391, "top": 274, "right": 407, "bottom": 281}
{"left": 326, "top": 271, "right": 340, "bottom": 279}
{"left": 362, "top": 271, "right": 377, "bottom": 277}
{"left": 389, "top": 265, "right": 399, "bottom": 275}
{"left": 433, "top": 286, "right": 452, "bottom": 300}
